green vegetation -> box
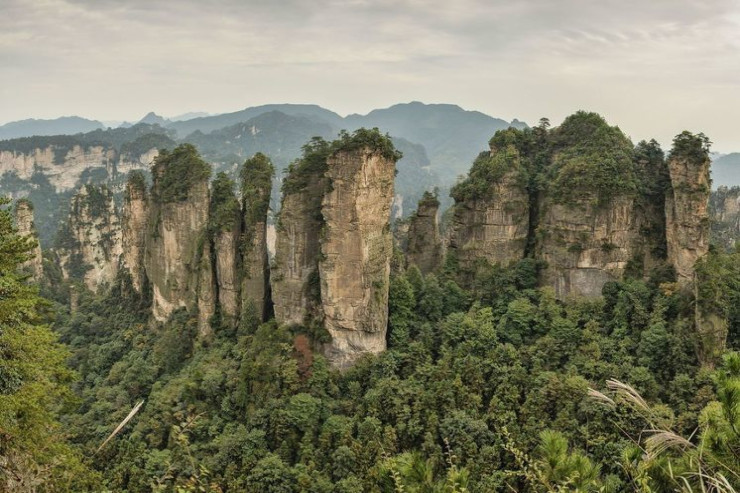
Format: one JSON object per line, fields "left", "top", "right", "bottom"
{"left": 152, "top": 144, "right": 212, "bottom": 204}
{"left": 281, "top": 137, "right": 332, "bottom": 197}
{"left": 330, "top": 128, "right": 402, "bottom": 162}
{"left": 669, "top": 131, "right": 712, "bottom": 163}
{"left": 450, "top": 131, "right": 526, "bottom": 203}
{"left": 0, "top": 197, "right": 97, "bottom": 490}
{"left": 36, "top": 238, "right": 737, "bottom": 491}
{"left": 548, "top": 111, "right": 637, "bottom": 204}
{"left": 241, "top": 152, "right": 274, "bottom": 228}
{"left": 450, "top": 113, "right": 637, "bottom": 207}
{"left": 120, "top": 133, "right": 176, "bottom": 158}
{"left": 209, "top": 172, "right": 240, "bottom": 233}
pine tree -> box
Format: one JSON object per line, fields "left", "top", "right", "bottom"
{"left": 0, "top": 197, "right": 97, "bottom": 491}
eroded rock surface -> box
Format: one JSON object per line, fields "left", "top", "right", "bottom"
{"left": 320, "top": 148, "right": 396, "bottom": 368}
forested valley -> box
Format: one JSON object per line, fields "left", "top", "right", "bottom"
{"left": 1, "top": 113, "right": 739, "bottom": 492}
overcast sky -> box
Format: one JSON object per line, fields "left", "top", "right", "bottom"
{"left": 2, "top": 0, "right": 739, "bottom": 152}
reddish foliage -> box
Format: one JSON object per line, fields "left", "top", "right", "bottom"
{"left": 293, "top": 334, "right": 313, "bottom": 380}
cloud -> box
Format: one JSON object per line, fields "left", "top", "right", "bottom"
{"left": 2, "top": 0, "right": 740, "bottom": 151}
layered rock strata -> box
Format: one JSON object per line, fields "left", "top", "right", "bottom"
{"left": 272, "top": 133, "right": 398, "bottom": 368}
{"left": 538, "top": 195, "right": 636, "bottom": 297}
{"left": 319, "top": 148, "right": 396, "bottom": 368}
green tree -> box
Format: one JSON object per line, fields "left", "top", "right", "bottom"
{"left": 0, "top": 197, "right": 97, "bottom": 490}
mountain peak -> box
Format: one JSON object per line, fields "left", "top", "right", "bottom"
{"left": 138, "top": 112, "right": 169, "bottom": 126}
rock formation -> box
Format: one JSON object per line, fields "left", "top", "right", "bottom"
{"left": 13, "top": 199, "right": 43, "bottom": 281}
{"left": 538, "top": 196, "right": 636, "bottom": 297}
{"left": 272, "top": 130, "right": 399, "bottom": 368}
{"left": 210, "top": 173, "right": 242, "bottom": 323}
{"left": 272, "top": 141, "right": 329, "bottom": 328}
{"left": 665, "top": 132, "right": 711, "bottom": 285}
{"left": 406, "top": 191, "right": 443, "bottom": 274}
{"left": 709, "top": 186, "right": 740, "bottom": 251}
{"left": 121, "top": 171, "right": 149, "bottom": 294}
{"left": 444, "top": 113, "right": 701, "bottom": 298}
{"left": 449, "top": 142, "right": 529, "bottom": 282}
{"left": 0, "top": 144, "right": 159, "bottom": 192}
{"left": 240, "top": 153, "right": 274, "bottom": 323}
{"left": 145, "top": 144, "right": 212, "bottom": 321}
{"left": 197, "top": 238, "right": 216, "bottom": 336}
{"left": 320, "top": 146, "right": 396, "bottom": 368}
{"left": 59, "top": 184, "right": 123, "bottom": 292}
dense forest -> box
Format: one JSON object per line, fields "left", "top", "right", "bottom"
{"left": 1, "top": 119, "right": 740, "bottom": 492}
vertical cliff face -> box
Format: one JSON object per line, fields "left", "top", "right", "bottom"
{"left": 709, "top": 186, "right": 740, "bottom": 251}
{"left": 272, "top": 141, "right": 329, "bottom": 327}
{"left": 538, "top": 196, "right": 636, "bottom": 297}
{"left": 13, "top": 199, "right": 43, "bottom": 281}
{"left": 121, "top": 171, "right": 149, "bottom": 294}
{"left": 272, "top": 131, "right": 399, "bottom": 368}
{"left": 59, "top": 185, "right": 123, "bottom": 292}
{"left": 197, "top": 238, "right": 216, "bottom": 336}
{"left": 406, "top": 191, "right": 442, "bottom": 274}
{"left": 320, "top": 146, "right": 396, "bottom": 368}
{"left": 145, "top": 145, "right": 212, "bottom": 321}
{"left": 665, "top": 132, "right": 711, "bottom": 285}
{"left": 240, "top": 153, "right": 274, "bottom": 322}
{"left": 536, "top": 113, "right": 638, "bottom": 297}
{"left": 210, "top": 172, "right": 242, "bottom": 323}
{"left": 630, "top": 140, "right": 671, "bottom": 276}
{"left": 449, "top": 142, "right": 530, "bottom": 281}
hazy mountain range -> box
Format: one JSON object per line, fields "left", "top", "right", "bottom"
{"left": 0, "top": 102, "right": 526, "bottom": 186}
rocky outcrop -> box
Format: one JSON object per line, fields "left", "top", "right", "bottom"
{"left": 538, "top": 195, "right": 636, "bottom": 297}
{"left": 665, "top": 137, "right": 711, "bottom": 285}
{"left": 145, "top": 145, "right": 212, "bottom": 321}
{"left": 450, "top": 174, "right": 529, "bottom": 276}
{"left": 0, "top": 145, "right": 158, "bottom": 192}
{"left": 272, "top": 131, "right": 399, "bottom": 368}
{"left": 215, "top": 226, "right": 240, "bottom": 319}
{"left": 709, "top": 186, "right": 740, "bottom": 251}
{"left": 210, "top": 172, "right": 242, "bottom": 322}
{"left": 272, "top": 171, "right": 326, "bottom": 327}
{"left": 320, "top": 147, "right": 396, "bottom": 368}
{"left": 448, "top": 141, "right": 530, "bottom": 283}
{"left": 406, "top": 191, "right": 442, "bottom": 274}
{"left": 240, "top": 154, "right": 274, "bottom": 323}
{"left": 197, "top": 238, "right": 216, "bottom": 336}
{"left": 13, "top": 199, "right": 43, "bottom": 281}
{"left": 121, "top": 172, "right": 148, "bottom": 294}
{"left": 59, "top": 185, "right": 123, "bottom": 292}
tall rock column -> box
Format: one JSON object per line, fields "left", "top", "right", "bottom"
{"left": 665, "top": 132, "right": 711, "bottom": 285}
{"left": 240, "top": 153, "right": 274, "bottom": 323}
{"left": 59, "top": 184, "right": 123, "bottom": 293}
{"left": 320, "top": 143, "right": 398, "bottom": 368}
{"left": 145, "top": 144, "right": 212, "bottom": 322}
{"left": 406, "top": 191, "right": 443, "bottom": 274}
{"left": 272, "top": 141, "right": 329, "bottom": 327}
{"left": 13, "top": 199, "right": 43, "bottom": 282}
{"left": 210, "top": 173, "right": 242, "bottom": 324}
{"left": 121, "top": 171, "right": 149, "bottom": 294}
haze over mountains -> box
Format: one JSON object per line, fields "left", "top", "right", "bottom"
{"left": 0, "top": 102, "right": 525, "bottom": 184}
